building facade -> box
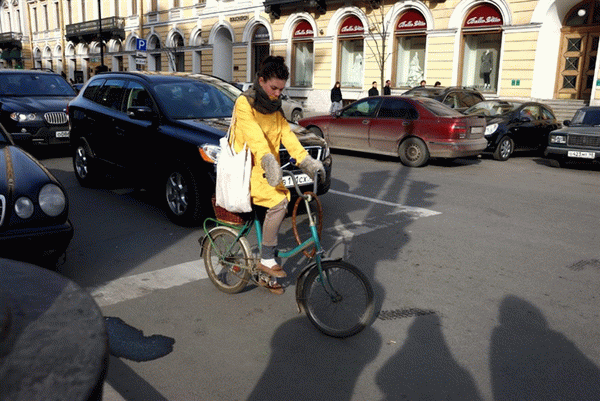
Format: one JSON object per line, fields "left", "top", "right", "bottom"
{"left": 2, "top": 0, "right": 599, "bottom": 110}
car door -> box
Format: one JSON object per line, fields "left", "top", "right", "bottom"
{"left": 513, "top": 104, "right": 543, "bottom": 150}
{"left": 92, "top": 78, "right": 128, "bottom": 166}
{"left": 539, "top": 106, "right": 560, "bottom": 149}
{"left": 368, "top": 98, "right": 417, "bottom": 153}
{"left": 327, "top": 97, "right": 381, "bottom": 149}
{"left": 112, "top": 80, "right": 158, "bottom": 171}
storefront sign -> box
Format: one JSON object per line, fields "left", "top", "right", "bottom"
{"left": 339, "top": 16, "right": 364, "bottom": 36}
{"left": 464, "top": 5, "right": 503, "bottom": 28}
{"left": 396, "top": 10, "right": 427, "bottom": 31}
{"left": 230, "top": 16, "right": 248, "bottom": 22}
{"left": 293, "top": 21, "right": 314, "bottom": 38}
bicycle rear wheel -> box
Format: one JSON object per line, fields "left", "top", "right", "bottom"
{"left": 300, "top": 261, "right": 375, "bottom": 338}
{"left": 202, "top": 227, "right": 252, "bottom": 294}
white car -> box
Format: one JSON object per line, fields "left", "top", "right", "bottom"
{"left": 231, "top": 82, "right": 304, "bottom": 123}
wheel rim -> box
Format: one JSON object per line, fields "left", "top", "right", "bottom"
{"left": 74, "top": 146, "right": 88, "bottom": 179}
{"left": 209, "top": 234, "right": 247, "bottom": 288}
{"left": 405, "top": 144, "right": 422, "bottom": 162}
{"left": 499, "top": 139, "right": 512, "bottom": 159}
{"left": 166, "top": 172, "right": 188, "bottom": 216}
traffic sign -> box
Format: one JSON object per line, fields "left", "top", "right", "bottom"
{"left": 136, "top": 38, "right": 147, "bottom": 52}
{"left": 135, "top": 58, "right": 147, "bottom": 65}
{"left": 136, "top": 51, "right": 147, "bottom": 58}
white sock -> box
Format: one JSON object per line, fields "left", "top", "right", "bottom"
{"left": 260, "top": 258, "right": 278, "bottom": 268}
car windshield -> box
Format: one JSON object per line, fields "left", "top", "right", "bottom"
{"left": 0, "top": 74, "right": 76, "bottom": 96}
{"left": 465, "top": 101, "right": 520, "bottom": 117}
{"left": 569, "top": 109, "right": 600, "bottom": 126}
{"left": 419, "top": 97, "right": 463, "bottom": 117}
{"left": 153, "top": 79, "right": 238, "bottom": 119}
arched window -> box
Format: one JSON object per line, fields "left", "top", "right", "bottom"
{"left": 252, "top": 25, "right": 270, "bottom": 78}
{"left": 148, "top": 35, "right": 161, "bottom": 72}
{"left": 171, "top": 32, "right": 184, "bottom": 72}
{"left": 393, "top": 9, "right": 427, "bottom": 88}
{"left": 338, "top": 15, "right": 364, "bottom": 88}
{"left": 292, "top": 20, "right": 314, "bottom": 87}
{"left": 460, "top": 4, "right": 503, "bottom": 92}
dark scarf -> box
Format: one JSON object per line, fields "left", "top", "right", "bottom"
{"left": 242, "top": 78, "right": 283, "bottom": 115}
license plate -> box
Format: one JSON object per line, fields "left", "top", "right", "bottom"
{"left": 56, "top": 131, "right": 70, "bottom": 138}
{"left": 471, "top": 127, "right": 484, "bottom": 134}
{"left": 567, "top": 150, "right": 595, "bottom": 159}
{"left": 283, "top": 173, "right": 313, "bottom": 188}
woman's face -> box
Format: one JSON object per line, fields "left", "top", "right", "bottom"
{"left": 258, "top": 77, "right": 286, "bottom": 100}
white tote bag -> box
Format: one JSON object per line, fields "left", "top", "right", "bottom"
{"left": 215, "top": 116, "right": 252, "bottom": 213}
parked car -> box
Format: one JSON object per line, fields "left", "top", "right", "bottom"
{"left": 231, "top": 82, "right": 304, "bottom": 123}
{"left": 298, "top": 95, "right": 487, "bottom": 167}
{"left": 545, "top": 106, "right": 600, "bottom": 167}
{"left": 0, "top": 125, "right": 73, "bottom": 268}
{"left": 68, "top": 71, "right": 331, "bottom": 225}
{"left": 0, "top": 70, "right": 77, "bottom": 148}
{"left": 402, "top": 86, "right": 485, "bottom": 113}
{"left": 464, "top": 100, "right": 561, "bottom": 161}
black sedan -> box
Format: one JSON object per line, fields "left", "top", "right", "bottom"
{"left": 464, "top": 100, "right": 561, "bottom": 161}
{"left": 0, "top": 127, "right": 73, "bottom": 268}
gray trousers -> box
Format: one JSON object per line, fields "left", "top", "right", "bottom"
{"left": 261, "top": 198, "right": 289, "bottom": 259}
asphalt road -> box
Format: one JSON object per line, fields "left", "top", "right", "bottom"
{"left": 38, "top": 148, "right": 600, "bottom": 401}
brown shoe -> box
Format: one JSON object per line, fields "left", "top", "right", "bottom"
{"left": 258, "top": 278, "right": 285, "bottom": 295}
{"left": 257, "top": 262, "right": 287, "bottom": 278}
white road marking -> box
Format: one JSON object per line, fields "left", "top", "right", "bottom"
{"left": 89, "top": 260, "right": 207, "bottom": 307}
{"left": 90, "top": 191, "right": 440, "bottom": 307}
{"left": 329, "top": 189, "right": 441, "bottom": 218}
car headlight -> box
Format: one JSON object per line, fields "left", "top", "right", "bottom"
{"left": 10, "top": 112, "right": 38, "bottom": 122}
{"left": 39, "top": 183, "right": 66, "bottom": 217}
{"left": 550, "top": 134, "right": 567, "bottom": 144}
{"left": 484, "top": 123, "right": 498, "bottom": 137}
{"left": 199, "top": 144, "right": 221, "bottom": 164}
{"left": 14, "top": 197, "right": 34, "bottom": 219}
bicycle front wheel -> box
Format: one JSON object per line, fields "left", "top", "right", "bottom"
{"left": 301, "top": 261, "right": 375, "bottom": 338}
{"left": 202, "top": 227, "right": 252, "bottom": 294}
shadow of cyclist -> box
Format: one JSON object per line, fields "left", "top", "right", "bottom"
{"left": 376, "top": 313, "right": 483, "bottom": 400}
{"left": 490, "top": 296, "right": 600, "bottom": 400}
{"left": 247, "top": 316, "right": 382, "bottom": 401}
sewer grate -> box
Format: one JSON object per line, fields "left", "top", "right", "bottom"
{"left": 377, "top": 308, "right": 436, "bottom": 320}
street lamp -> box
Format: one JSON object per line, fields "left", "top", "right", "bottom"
{"left": 98, "top": 0, "right": 104, "bottom": 68}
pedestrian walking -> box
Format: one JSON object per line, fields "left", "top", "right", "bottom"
{"left": 330, "top": 81, "right": 343, "bottom": 115}
{"left": 384, "top": 80, "right": 391, "bottom": 95}
{"left": 368, "top": 81, "right": 379, "bottom": 97}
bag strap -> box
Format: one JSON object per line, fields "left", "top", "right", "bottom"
{"left": 227, "top": 107, "right": 237, "bottom": 147}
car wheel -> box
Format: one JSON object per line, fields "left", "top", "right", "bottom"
{"left": 493, "top": 136, "right": 514, "bottom": 161}
{"left": 291, "top": 109, "right": 303, "bottom": 123}
{"left": 163, "top": 164, "right": 205, "bottom": 226}
{"left": 73, "top": 141, "right": 100, "bottom": 187}
{"left": 549, "top": 158, "right": 562, "bottom": 168}
{"left": 398, "top": 137, "right": 429, "bottom": 167}
{"left": 307, "top": 126, "right": 324, "bottom": 138}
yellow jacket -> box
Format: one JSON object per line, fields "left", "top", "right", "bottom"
{"left": 231, "top": 95, "right": 308, "bottom": 208}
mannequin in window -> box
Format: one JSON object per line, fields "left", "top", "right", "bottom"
{"left": 481, "top": 49, "right": 493, "bottom": 89}
{"left": 407, "top": 53, "right": 423, "bottom": 87}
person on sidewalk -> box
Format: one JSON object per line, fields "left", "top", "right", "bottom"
{"left": 368, "top": 81, "right": 379, "bottom": 97}
{"left": 384, "top": 80, "right": 391, "bottom": 95}
{"left": 330, "top": 81, "right": 343, "bottom": 115}
{"left": 230, "top": 56, "right": 325, "bottom": 294}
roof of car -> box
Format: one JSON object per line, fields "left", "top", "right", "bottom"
{"left": 0, "top": 69, "right": 59, "bottom": 75}
{"left": 90, "top": 71, "right": 228, "bottom": 84}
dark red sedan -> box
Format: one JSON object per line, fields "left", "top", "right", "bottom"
{"left": 298, "top": 96, "right": 488, "bottom": 167}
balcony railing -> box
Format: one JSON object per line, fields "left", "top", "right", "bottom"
{"left": 0, "top": 32, "right": 23, "bottom": 49}
{"left": 65, "top": 17, "right": 125, "bottom": 44}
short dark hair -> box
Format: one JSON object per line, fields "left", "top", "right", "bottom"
{"left": 258, "top": 55, "right": 289, "bottom": 81}
{"left": 372, "top": 81, "right": 377, "bottom": 85}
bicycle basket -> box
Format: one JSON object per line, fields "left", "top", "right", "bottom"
{"left": 211, "top": 196, "right": 246, "bottom": 225}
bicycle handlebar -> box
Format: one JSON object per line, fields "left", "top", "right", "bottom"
{"left": 282, "top": 169, "right": 320, "bottom": 198}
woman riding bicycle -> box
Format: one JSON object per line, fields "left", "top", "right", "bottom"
{"left": 230, "top": 55, "right": 324, "bottom": 294}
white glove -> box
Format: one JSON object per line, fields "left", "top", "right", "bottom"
{"left": 299, "top": 155, "right": 325, "bottom": 183}
{"left": 261, "top": 153, "right": 282, "bottom": 187}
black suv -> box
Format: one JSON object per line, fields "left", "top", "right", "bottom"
{"left": 402, "top": 86, "right": 485, "bottom": 113}
{"left": 0, "top": 70, "right": 76, "bottom": 147}
{"left": 67, "top": 71, "right": 332, "bottom": 225}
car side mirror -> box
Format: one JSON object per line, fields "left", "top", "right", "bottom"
{"left": 563, "top": 120, "right": 570, "bottom": 126}
{"left": 127, "top": 106, "right": 156, "bottom": 121}
{"left": 520, "top": 116, "right": 533, "bottom": 122}
{"left": 334, "top": 110, "right": 342, "bottom": 118}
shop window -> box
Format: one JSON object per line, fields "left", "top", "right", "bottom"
{"left": 292, "top": 20, "right": 314, "bottom": 87}
{"left": 338, "top": 16, "right": 364, "bottom": 88}
{"left": 394, "top": 9, "right": 427, "bottom": 88}
{"left": 461, "top": 4, "right": 503, "bottom": 92}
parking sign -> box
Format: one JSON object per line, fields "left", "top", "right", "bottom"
{"left": 136, "top": 38, "right": 147, "bottom": 52}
